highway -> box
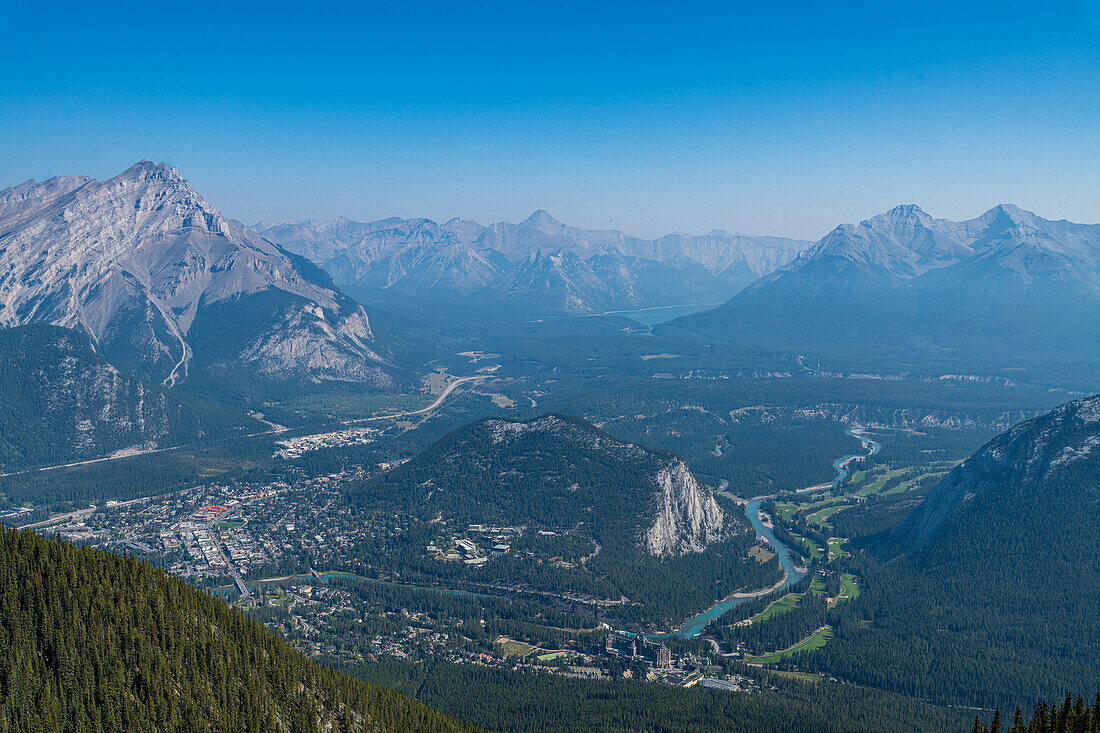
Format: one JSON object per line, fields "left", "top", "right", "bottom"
{"left": 343, "top": 373, "right": 488, "bottom": 425}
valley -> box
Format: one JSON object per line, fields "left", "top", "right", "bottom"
{"left": 7, "top": 5, "right": 1100, "bottom": 730}
{"left": 0, "top": 163, "right": 1096, "bottom": 732}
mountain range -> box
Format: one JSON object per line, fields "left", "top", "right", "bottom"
{"left": 0, "top": 162, "right": 392, "bottom": 390}
{"left": 672, "top": 204, "right": 1100, "bottom": 370}
{"left": 256, "top": 212, "right": 810, "bottom": 314}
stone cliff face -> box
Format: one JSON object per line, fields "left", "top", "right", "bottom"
{"left": 0, "top": 161, "right": 390, "bottom": 388}
{"left": 888, "top": 393, "right": 1100, "bottom": 553}
{"left": 483, "top": 414, "right": 730, "bottom": 556}
{"left": 644, "top": 459, "right": 727, "bottom": 556}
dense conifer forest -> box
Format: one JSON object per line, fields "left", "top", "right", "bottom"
{"left": 971, "top": 692, "right": 1100, "bottom": 733}
{"left": 350, "top": 658, "right": 975, "bottom": 732}
{"left": 0, "top": 527, "right": 471, "bottom": 732}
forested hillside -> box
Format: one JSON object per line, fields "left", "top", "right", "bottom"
{"left": 0, "top": 526, "right": 471, "bottom": 732}
{"left": 347, "top": 413, "right": 778, "bottom": 626}
{"left": 352, "top": 658, "right": 972, "bottom": 732}
{"left": 0, "top": 324, "right": 248, "bottom": 473}
{"left": 805, "top": 395, "right": 1100, "bottom": 708}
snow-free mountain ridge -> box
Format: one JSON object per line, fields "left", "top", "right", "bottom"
{"left": 675, "top": 203, "right": 1100, "bottom": 367}
{"left": 0, "top": 162, "right": 391, "bottom": 389}
{"left": 257, "top": 211, "right": 811, "bottom": 313}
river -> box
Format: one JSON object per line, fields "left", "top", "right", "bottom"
{"left": 649, "top": 497, "right": 808, "bottom": 639}
{"left": 591, "top": 302, "right": 721, "bottom": 327}
{"left": 830, "top": 427, "right": 881, "bottom": 490}
{"left": 651, "top": 426, "right": 880, "bottom": 638}
{"left": 242, "top": 429, "right": 879, "bottom": 641}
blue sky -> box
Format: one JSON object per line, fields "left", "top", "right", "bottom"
{"left": 2, "top": 0, "right": 1098, "bottom": 238}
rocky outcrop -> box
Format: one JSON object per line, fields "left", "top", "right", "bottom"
{"left": 888, "top": 393, "right": 1100, "bottom": 553}
{"left": 483, "top": 414, "right": 729, "bottom": 556}
{"left": 644, "top": 459, "right": 727, "bottom": 556}
{"left": 727, "top": 403, "right": 1036, "bottom": 431}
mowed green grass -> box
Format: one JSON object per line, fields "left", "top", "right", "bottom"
{"left": 787, "top": 531, "right": 823, "bottom": 560}
{"left": 737, "top": 577, "right": 826, "bottom": 628}
{"left": 743, "top": 626, "right": 834, "bottom": 665}
{"left": 807, "top": 504, "right": 846, "bottom": 529}
{"left": 742, "top": 593, "right": 800, "bottom": 625}
{"left": 827, "top": 537, "right": 849, "bottom": 559}
{"left": 839, "top": 572, "right": 860, "bottom": 600}
{"left": 775, "top": 502, "right": 799, "bottom": 522}
{"left": 854, "top": 467, "right": 910, "bottom": 497}
{"left": 882, "top": 468, "right": 952, "bottom": 496}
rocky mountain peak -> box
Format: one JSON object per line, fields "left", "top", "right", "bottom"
{"left": 116, "top": 159, "right": 185, "bottom": 184}
{"left": 520, "top": 209, "right": 564, "bottom": 233}
{"left": 0, "top": 162, "right": 389, "bottom": 388}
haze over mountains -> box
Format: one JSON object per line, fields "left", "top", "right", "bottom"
{"left": 0, "top": 162, "right": 391, "bottom": 390}
{"left": 256, "top": 211, "right": 810, "bottom": 314}
{"left": 674, "top": 204, "right": 1100, "bottom": 370}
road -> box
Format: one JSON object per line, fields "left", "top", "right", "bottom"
{"left": 0, "top": 420, "right": 290, "bottom": 479}
{"left": 21, "top": 494, "right": 155, "bottom": 530}
{"left": 343, "top": 373, "right": 488, "bottom": 425}
{"left": 2, "top": 371, "right": 489, "bottom": 478}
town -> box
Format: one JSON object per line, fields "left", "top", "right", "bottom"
{"left": 25, "top": 468, "right": 766, "bottom": 696}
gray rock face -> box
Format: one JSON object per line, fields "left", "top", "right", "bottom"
{"left": 256, "top": 211, "right": 810, "bottom": 313}
{"left": 889, "top": 393, "right": 1100, "bottom": 553}
{"left": 644, "top": 459, "right": 727, "bottom": 556}
{"left": 0, "top": 162, "right": 390, "bottom": 387}
{"left": 483, "top": 414, "right": 728, "bottom": 556}
{"left": 0, "top": 324, "right": 245, "bottom": 471}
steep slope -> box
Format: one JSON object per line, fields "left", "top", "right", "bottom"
{"left": 0, "top": 526, "right": 471, "bottom": 731}
{"left": 674, "top": 204, "right": 1100, "bottom": 371}
{"left": 348, "top": 414, "right": 771, "bottom": 626}
{"left": 0, "top": 324, "right": 247, "bottom": 473}
{"left": 258, "top": 211, "right": 810, "bottom": 314}
{"left": 808, "top": 395, "right": 1100, "bottom": 708}
{"left": 486, "top": 250, "right": 619, "bottom": 313}
{"left": 357, "top": 414, "right": 728, "bottom": 557}
{"left": 887, "top": 392, "right": 1100, "bottom": 553}
{"left": 914, "top": 205, "right": 1100, "bottom": 353}
{"left": 0, "top": 162, "right": 391, "bottom": 389}
{"left": 257, "top": 217, "right": 503, "bottom": 296}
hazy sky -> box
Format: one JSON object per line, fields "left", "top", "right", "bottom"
{"left": 2, "top": 1, "right": 1098, "bottom": 239}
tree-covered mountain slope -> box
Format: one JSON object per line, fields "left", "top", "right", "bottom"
{"left": 348, "top": 414, "right": 781, "bottom": 627}
{"left": 352, "top": 413, "right": 730, "bottom": 557}
{"left": 0, "top": 324, "right": 249, "bottom": 473}
{"left": 0, "top": 526, "right": 472, "bottom": 732}
{"left": 806, "top": 394, "right": 1100, "bottom": 708}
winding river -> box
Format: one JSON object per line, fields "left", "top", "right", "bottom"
{"left": 830, "top": 427, "right": 881, "bottom": 490}
{"left": 240, "top": 427, "right": 881, "bottom": 641}
{"left": 652, "top": 426, "right": 880, "bottom": 639}
{"left": 650, "top": 497, "right": 808, "bottom": 639}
